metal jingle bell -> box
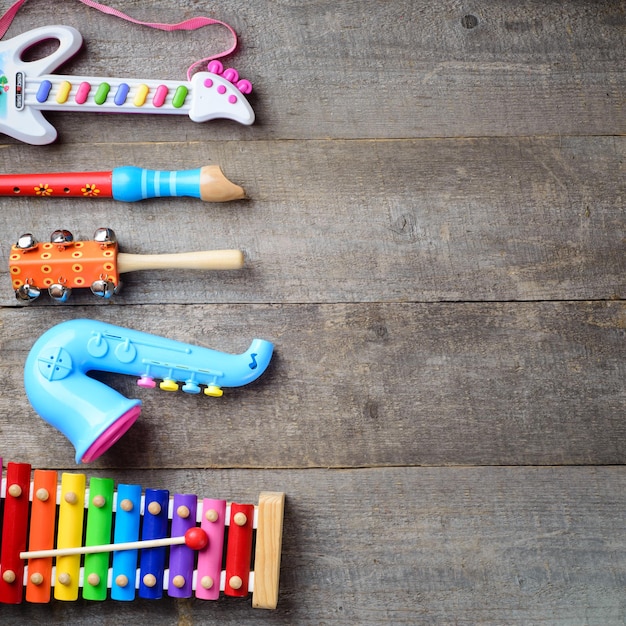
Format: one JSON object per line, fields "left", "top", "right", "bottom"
{"left": 15, "top": 233, "right": 38, "bottom": 250}
{"left": 50, "top": 229, "right": 74, "bottom": 245}
{"left": 15, "top": 283, "right": 41, "bottom": 302}
{"left": 93, "top": 227, "right": 117, "bottom": 245}
{"left": 90, "top": 279, "right": 117, "bottom": 299}
{"left": 48, "top": 283, "right": 72, "bottom": 302}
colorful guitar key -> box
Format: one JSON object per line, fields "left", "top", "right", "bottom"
{"left": 0, "top": 25, "right": 254, "bottom": 145}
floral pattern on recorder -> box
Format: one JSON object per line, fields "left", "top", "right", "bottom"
{"left": 81, "top": 184, "right": 100, "bottom": 197}
{"left": 34, "top": 184, "right": 53, "bottom": 196}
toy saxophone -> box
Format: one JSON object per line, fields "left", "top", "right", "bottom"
{"left": 24, "top": 319, "right": 273, "bottom": 463}
{"left": 0, "top": 25, "right": 254, "bottom": 144}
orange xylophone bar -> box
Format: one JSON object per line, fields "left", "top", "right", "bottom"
{"left": 0, "top": 460, "right": 284, "bottom": 607}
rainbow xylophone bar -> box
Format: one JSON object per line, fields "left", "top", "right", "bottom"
{"left": 0, "top": 460, "right": 284, "bottom": 608}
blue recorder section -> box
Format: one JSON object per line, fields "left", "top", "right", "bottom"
{"left": 24, "top": 319, "right": 274, "bottom": 463}
{"left": 111, "top": 166, "right": 206, "bottom": 202}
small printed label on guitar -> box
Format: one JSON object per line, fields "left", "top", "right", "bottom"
{"left": 14, "top": 71, "right": 23, "bottom": 109}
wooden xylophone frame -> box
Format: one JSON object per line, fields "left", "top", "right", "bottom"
{"left": 0, "top": 461, "right": 284, "bottom": 608}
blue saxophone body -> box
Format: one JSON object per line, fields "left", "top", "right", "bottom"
{"left": 24, "top": 319, "right": 273, "bottom": 463}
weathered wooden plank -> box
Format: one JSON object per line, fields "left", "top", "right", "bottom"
{"left": 0, "top": 1, "right": 622, "bottom": 143}
{"left": 0, "top": 301, "right": 623, "bottom": 469}
{"left": 0, "top": 136, "right": 623, "bottom": 305}
{"left": 0, "top": 466, "right": 623, "bottom": 624}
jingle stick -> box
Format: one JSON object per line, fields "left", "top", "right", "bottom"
{"left": 9, "top": 228, "right": 245, "bottom": 303}
{"left": 20, "top": 527, "right": 208, "bottom": 560}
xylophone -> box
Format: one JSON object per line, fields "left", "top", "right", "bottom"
{"left": 0, "top": 165, "right": 246, "bottom": 202}
{"left": 0, "top": 460, "right": 285, "bottom": 608}
{"left": 10, "top": 227, "right": 245, "bottom": 302}
{"left": 0, "top": 25, "right": 254, "bottom": 145}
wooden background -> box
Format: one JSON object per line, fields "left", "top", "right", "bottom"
{"left": 0, "top": 1, "right": 624, "bottom": 623}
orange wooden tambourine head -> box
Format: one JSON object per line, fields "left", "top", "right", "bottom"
{"left": 10, "top": 230, "right": 119, "bottom": 301}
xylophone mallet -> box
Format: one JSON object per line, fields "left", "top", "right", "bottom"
{"left": 20, "top": 527, "right": 209, "bottom": 560}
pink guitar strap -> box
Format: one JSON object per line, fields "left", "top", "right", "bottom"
{"left": 0, "top": 0, "right": 239, "bottom": 80}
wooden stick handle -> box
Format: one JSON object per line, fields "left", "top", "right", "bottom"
{"left": 117, "top": 249, "right": 245, "bottom": 274}
{"left": 20, "top": 535, "right": 186, "bottom": 559}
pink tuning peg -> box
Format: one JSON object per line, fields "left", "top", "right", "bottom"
{"left": 207, "top": 60, "right": 224, "bottom": 75}
{"left": 236, "top": 79, "right": 253, "bottom": 94}
{"left": 222, "top": 68, "right": 239, "bottom": 83}
{"left": 137, "top": 375, "right": 156, "bottom": 388}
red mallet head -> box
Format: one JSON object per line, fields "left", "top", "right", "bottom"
{"left": 184, "top": 526, "right": 209, "bottom": 551}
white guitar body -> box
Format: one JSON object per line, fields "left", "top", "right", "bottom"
{"left": 0, "top": 26, "right": 255, "bottom": 145}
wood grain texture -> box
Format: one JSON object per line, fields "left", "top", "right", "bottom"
{"left": 0, "top": 137, "right": 623, "bottom": 305}
{"left": 252, "top": 491, "right": 285, "bottom": 609}
{"left": 0, "top": 467, "right": 622, "bottom": 624}
{"left": 0, "top": 0, "right": 623, "bottom": 142}
{"left": 0, "top": 301, "right": 623, "bottom": 469}
{"left": 0, "top": 0, "right": 623, "bottom": 622}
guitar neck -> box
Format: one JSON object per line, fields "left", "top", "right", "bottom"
{"left": 26, "top": 74, "right": 193, "bottom": 115}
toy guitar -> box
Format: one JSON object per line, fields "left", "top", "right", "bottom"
{"left": 0, "top": 165, "right": 245, "bottom": 202}
{"left": 0, "top": 25, "right": 254, "bottom": 145}
{"left": 24, "top": 319, "right": 274, "bottom": 462}
{"left": 9, "top": 228, "right": 244, "bottom": 302}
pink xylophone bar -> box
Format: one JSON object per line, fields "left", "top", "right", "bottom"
{"left": 0, "top": 460, "right": 284, "bottom": 608}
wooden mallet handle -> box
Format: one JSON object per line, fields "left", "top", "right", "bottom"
{"left": 20, "top": 527, "right": 208, "bottom": 559}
